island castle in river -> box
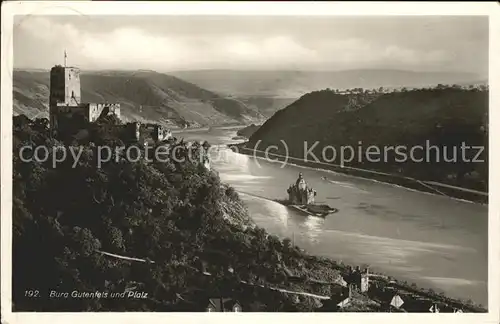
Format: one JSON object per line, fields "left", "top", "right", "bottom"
{"left": 287, "top": 173, "right": 317, "bottom": 205}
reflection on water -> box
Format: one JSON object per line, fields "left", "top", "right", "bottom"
{"left": 240, "top": 193, "right": 290, "bottom": 227}
{"left": 323, "top": 178, "right": 369, "bottom": 193}
{"left": 176, "top": 127, "right": 489, "bottom": 306}
{"left": 423, "top": 277, "right": 484, "bottom": 288}
{"left": 221, "top": 174, "right": 273, "bottom": 183}
{"left": 302, "top": 216, "right": 324, "bottom": 243}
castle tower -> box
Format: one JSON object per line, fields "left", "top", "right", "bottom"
{"left": 49, "top": 51, "right": 82, "bottom": 130}
{"left": 296, "top": 173, "right": 307, "bottom": 191}
{"left": 306, "top": 188, "right": 316, "bottom": 205}
{"left": 287, "top": 173, "right": 318, "bottom": 205}
{"left": 127, "top": 122, "right": 141, "bottom": 142}
{"left": 360, "top": 268, "right": 370, "bottom": 293}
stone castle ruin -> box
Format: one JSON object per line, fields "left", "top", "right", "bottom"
{"left": 124, "top": 122, "right": 173, "bottom": 143}
{"left": 287, "top": 173, "right": 317, "bottom": 205}
{"left": 151, "top": 124, "right": 173, "bottom": 142}
{"left": 48, "top": 53, "right": 174, "bottom": 145}
{"left": 49, "top": 55, "right": 121, "bottom": 135}
{"left": 47, "top": 54, "right": 212, "bottom": 171}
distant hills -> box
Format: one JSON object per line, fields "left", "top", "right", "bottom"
{"left": 170, "top": 69, "right": 486, "bottom": 119}
{"left": 13, "top": 69, "right": 266, "bottom": 127}
{"left": 169, "top": 69, "right": 486, "bottom": 98}
{"left": 13, "top": 68, "right": 487, "bottom": 127}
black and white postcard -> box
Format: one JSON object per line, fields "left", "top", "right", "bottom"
{"left": 1, "top": 2, "right": 499, "bottom": 324}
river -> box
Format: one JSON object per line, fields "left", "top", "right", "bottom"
{"left": 173, "top": 126, "right": 488, "bottom": 307}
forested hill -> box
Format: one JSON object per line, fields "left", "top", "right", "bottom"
{"left": 13, "top": 114, "right": 486, "bottom": 312}
{"left": 236, "top": 123, "right": 261, "bottom": 139}
{"left": 248, "top": 86, "right": 489, "bottom": 192}
{"left": 13, "top": 69, "right": 265, "bottom": 128}
{"left": 168, "top": 69, "right": 485, "bottom": 118}
{"left": 12, "top": 115, "right": 346, "bottom": 312}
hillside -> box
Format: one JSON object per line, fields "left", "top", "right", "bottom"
{"left": 12, "top": 115, "right": 486, "bottom": 312}
{"left": 248, "top": 87, "right": 489, "bottom": 192}
{"left": 13, "top": 115, "right": 347, "bottom": 312}
{"left": 170, "top": 69, "right": 485, "bottom": 98}
{"left": 236, "top": 124, "right": 261, "bottom": 139}
{"left": 13, "top": 69, "right": 266, "bottom": 127}
{"left": 238, "top": 97, "right": 296, "bottom": 118}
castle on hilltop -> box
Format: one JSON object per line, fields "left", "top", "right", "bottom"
{"left": 287, "top": 173, "right": 317, "bottom": 205}
{"left": 48, "top": 52, "right": 174, "bottom": 144}
{"left": 49, "top": 52, "right": 121, "bottom": 135}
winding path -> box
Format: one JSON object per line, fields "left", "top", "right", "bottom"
{"left": 97, "top": 250, "right": 331, "bottom": 300}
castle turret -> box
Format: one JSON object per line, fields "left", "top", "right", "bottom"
{"left": 296, "top": 173, "right": 307, "bottom": 191}
{"left": 49, "top": 62, "right": 82, "bottom": 131}
{"left": 288, "top": 173, "right": 316, "bottom": 205}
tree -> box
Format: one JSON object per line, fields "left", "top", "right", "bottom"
{"left": 12, "top": 113, "right": 485, "bottom": 312}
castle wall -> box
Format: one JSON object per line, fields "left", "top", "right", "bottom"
{"left": 111, "top": 104, "right": 121, "bottom": 120}
{"left": 288, "top": 188, "right": 298, "bottom": 204}
{"left": 287, "top": 175, "right": 317, "bottom": 205}
{"left": 64, "top": 68, "right": 81, "bottom": 105}
{"left": 306, "top": 190, "right": 316, "bottom": 204}
{"left": 52, "top": 104, "right": 89, "bottom": 135}
{"left": 203, "top": 155, "right": 211, "bottom": 170}
{"left": 287, "top": 185, "right": 316, "bottom": 205}
{"left": 55, "top": 104, "right": 88, "bottom": 117}
{"left": 88, "top": 103, "right": 121, "bottom": 122}
{"left": 125, "top": 122, "right": 141, "bottom": 142}
{"left": 360, "top": 275, "right": 369, "bottom": 293}
{"left": 152, "top": 125, "right": 173, "bottom": 142}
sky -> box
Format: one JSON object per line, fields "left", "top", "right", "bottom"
{"left": 12, "top": 15, "right": 488, "bottom": 76}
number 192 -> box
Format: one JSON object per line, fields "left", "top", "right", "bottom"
{"left": 25, "top": 290, "right": 39, "bottom": 297}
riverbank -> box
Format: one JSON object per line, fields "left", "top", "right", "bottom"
{"left": 225, "top": 189, "right": 487, "bottom": 312}
{"left": 172, "top": 124, "right": 245, "bottom": 135}
{"left": 13, "top": 115, "right": 487, "bottom": 312}
{"left": 95, "top": 243, "right": 487, "bottom": 312}
{"left": 232, "top": 142, "right": 488, "bottom": 205}
{"left": 222, "top": 145, "right": 487, "bottom": 312}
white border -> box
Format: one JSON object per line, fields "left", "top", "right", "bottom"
{"left": 1, "top": 2, "right": 499, "bottom": 324}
